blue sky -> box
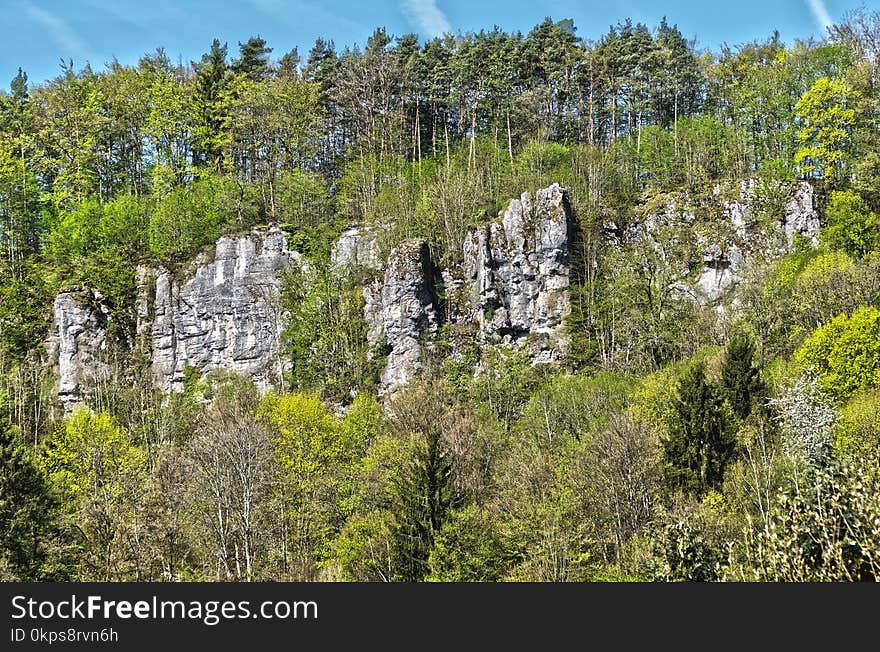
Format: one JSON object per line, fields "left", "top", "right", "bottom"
{"left": 0, "top": 0, "right": 861, "bottom": 90}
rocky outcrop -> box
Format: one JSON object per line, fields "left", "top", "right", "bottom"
{"left": 648, "top": 180, "right": 820, "bottom": 304}
{"left": 702, "top": 180, "right": 819, "bottom": 303}
{"left": 45, "top": 287, "right": 110, "bottom": 409}
{"left": 361, "top": 184, "right": 573, "bottom": 394}
{"left": 50, "top": 179, "right": 816, "bottom": 403}
{"left": 365, "top": 240, "right": 438, "bottom": 394}
{"left": 150, "top": 226, "right": 299, "bottom": 392}
{"left": 358, "top": 184, "right": 574, "bottom": 393}
{"left": 780, "top": 181, "right": 821, "bottom": 246}
{"left": 47, "top": 227, "right": 301, "bottom": 405}
{"left": 330, "top": 225, "right": 381, "bottom": 275}
{"left": 459, "top": 183, "right": 571, "bottom": 362}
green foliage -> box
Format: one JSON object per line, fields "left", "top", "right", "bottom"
{"left": 275, "top": 169, "right": 333, "bottom": 234}
{"left": 3, "top": 16, "right": 880, "bottom": 584}
{"left": 516, "top": 372, "right": 635, "bottom": 446}
{"left": 650, "top": 499, "right": 736, "bottom": 581}
{"left": 795, "top": 306, "right": 880, "bottom": 400}
{"left": 834, "top": 389, "right": 880, "bottom": 459}
{"left": 149, "top": 174, "right": 261, "bottom": 266}
{"left": 663, "top": 361, "right": 736, "bottom": 497}
{"left": 259, "top": 392, "right": 350, "bottom": 476}
{"left": 0, "top": 419, "right": 63, "bottom": 579}
{"left": 469, "top": 346, "right": 545, "bottom": 435}
{"left": 258, "top": 391, "right": 379, "bottom": 575}
{"left": 720, "top": 332, "right": 766, "bottom": 422}
{"left": 0, "top": 262, "right": 51, "bottom": 360}
{"left": 823, "top": 190, "right": 880, "bottom": 257}
{"left": 427, "top": 505, "right": 508, "bottom": 581}
{"left": 794, "top": 77, "right": 859, "bottom": 183}
{"left": 46, "top": 194, "right": 151, "bottom": 337}
{"left": 633, "top": 347, "right": 720, "bottom": 438}
{"left": 281, "top": 265, "right": 378, "bottom": 403}
{"left": 733, "top": 460, "right": 880, "bottom": 581}
{"left": 40, "top": 409, "right": 147, "bottom": 580}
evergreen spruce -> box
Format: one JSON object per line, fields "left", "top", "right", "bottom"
{"left": 0, "top": 420, "right": 58, "bottom": 579}
{"left": 664, "top": 362, "right": 736, "bottom": 496}
{"left": 720, "top": 332, "right": 766, "bottom": 422}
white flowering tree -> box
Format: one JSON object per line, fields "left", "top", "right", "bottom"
{"left": 767, "top": 371, "right": 838, "bottom": 470}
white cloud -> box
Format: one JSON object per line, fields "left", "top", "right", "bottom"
{"left": 23, "top": 2, "right": 88, "bottom": 56}
{"left": 805, "top": 0, "right": 834, "bottom": 34}
{"left": 400, "top": 0, "right": 451, "bottom": 38}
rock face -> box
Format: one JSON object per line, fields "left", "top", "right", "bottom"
{"left": 460, "top": 183, "right": 572, "bottom": 361}
{"left": 781, "top": 181, "right": 821, "bottom": 246}
{"left": 46, "top": 180, "right": 819, "bottom": 403}
{"left": 672, "top": 180, "right": 820, "bottom": 304}
{"left": 45, "top": 287, "right": 110, "bottom": 409}
{"left": 365, "top": 240, "right": 439, "bottom": 394}
{"left": 330, "top": 225, "right": 381, "bottom": 275}
{"left": 361, "top": 184, "right": 573, "bottom": 394}
{"left": 150, "top": 226, "right": 299, "bottom": 392}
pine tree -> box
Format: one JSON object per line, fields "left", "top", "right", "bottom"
{"left": 0, "top": 419, "right": 59, "bottom": 579}
{"left": 233, "top": 36, "right": 273, "bottom": 82}
{"left": 277, "top": 48, "right": 301, "bottom": 78}
{"left": 664, "top": 362, "right": 736, "bottom": 496}
{"left": 720, "top": 332, "right": 766, "bottom": 422}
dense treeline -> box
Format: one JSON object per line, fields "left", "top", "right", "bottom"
{"left": 2, "top": 11, "right": 880, "bottom": 581}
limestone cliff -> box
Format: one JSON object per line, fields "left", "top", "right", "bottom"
{"left": 45, "top": 180, "right": 822, "bottom": 404}
{"left": 364, "top": 240, "right": 438, "bottom": 394}
{"left": 641, "top": 180, "right": 820, "bottom": 304}
{"left": 459, "top": 183, "right": 571, "bottom": 362}
{"left": 149, "top": 226, "right": 300, "bottom": 393}
{"left": 45, "top": 287, "right": 111, "bottom": 410}
{"left": 359, "top": 183, "right": 572, "bottom": 394}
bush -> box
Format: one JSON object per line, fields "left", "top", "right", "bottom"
{"left": 795, "top": 306, "right": 880, "bottom": 400}
{"left": 732, "top": 460, "right": 880, "bottom": 581}
{"left": 823, "top": 190, "right": 880, "bottom": 258}
{"left": 834, "top": 389, "right": 880, "bottom": 459}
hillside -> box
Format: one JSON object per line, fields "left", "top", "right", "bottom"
{"left": 1, "top": 12, "right": 880, "bottom": 582}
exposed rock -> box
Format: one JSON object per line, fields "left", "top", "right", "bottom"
{"left": 781, "top": 181, "right": 821, "bottom": 246}
{"left": 330, "top": 225, "right": 381, "bottom": 275}
{"left": 459, "top": 183, "right": 571, "bottom": 362}
{"left": 45, "top": 287, "right": 111, "bottom": 410}
{"left": 151, "top": 226, "right": 299, "bottom": 392}
{"left": 366, "top": 240, "right": 438, "bottom": 394}
{"left": 52, "top": 179, "right": 815, "bottom": 403}
{"left": 707, "top": 180, "right": 818, "bottom": 303}
{"left": 657, "top": 180, "right": 820, "bottom": 304}
{"left": 363, "top": 280, "right": 384, "bottom": 350}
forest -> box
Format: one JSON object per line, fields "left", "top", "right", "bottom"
{"left": 1, "top": 9, "right": 880, "bottom": 582}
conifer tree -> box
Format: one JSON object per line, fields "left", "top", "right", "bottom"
{"left": 0, "top": 419, "right": 59, "bottom": 579}
{"left": 720, "top": 332, "right": 766, "bottom": 422}
{"left": 233, "top": 36, "right": 273, "bottom": 82}
{"left": 664, "top": 362, "right": 736, "bottom": 496}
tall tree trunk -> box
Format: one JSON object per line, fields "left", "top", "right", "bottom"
{"left": 506, "top": 110, "right": 513, "bottom": 160}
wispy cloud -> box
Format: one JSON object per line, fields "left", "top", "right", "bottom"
{"left": 805, "top": 0, "right": 834, "bottom": 34}
{"left": 23, "top": 2, "right": 88, "bottom": 56}
{"left": 400, "top": 0, "right": 451, "bottom": 38}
